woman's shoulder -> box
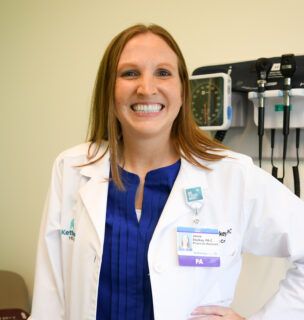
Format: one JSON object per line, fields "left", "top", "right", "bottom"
{"left": 200, "top": 149, "right": 254, "bottom": 170}
{"left": 204, "top": 149, "right": 278, "bottom": 188}
{"left": 56, "top": 142, "right": 90, "bottom": 160}
{"left": 55, "top": 141, "right": 108, "bottom": 164}
{"left": 220, "top": 149, "right": 254, "bottom": 166}
{"left": 195, "top": 149, "right": 258, "bottom": 179}
{"left": 49, "top": 141, "right": 109, "bottom": 183}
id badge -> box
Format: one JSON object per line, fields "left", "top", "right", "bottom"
{"left": 177, "top": 226, "right": 220, "bottom": 267}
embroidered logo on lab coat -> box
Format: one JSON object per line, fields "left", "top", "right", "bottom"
{"left": 219, "top": 227, "right": 232, "bottom": 243}
{"left": 61, "top": 218, "right": 76, "bottom": 241}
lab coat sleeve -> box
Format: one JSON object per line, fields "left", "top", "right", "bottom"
{"left": 29, "top": 156, "right": 65, "bottom": 319}
{"left": 242, "top": 164, "right": 304, "bottom": 320}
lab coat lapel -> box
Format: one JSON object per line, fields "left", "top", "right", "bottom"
{"left": 153, "top": 158, "right": 209, "bottom": 236}
{"left": 77, "top": 152, "right": 210, "bottom": 243}
{"left": 78, "top": 152, "right": 110, "bottom": 244}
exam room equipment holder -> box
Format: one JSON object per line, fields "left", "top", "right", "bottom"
{"left": 192, "top": 55, "right": 304, "bottom": 161}
{"left": 249, "top": 89, "right": 304, "bottom": 130}
{"left": 248, "top": 88, "right": 304, "bottom": 162}
{"left": 192, "top": 55, "right": 304, "bottom": 93}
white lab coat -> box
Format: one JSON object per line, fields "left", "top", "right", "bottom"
{"left": 30, "top": 142, "right": 304, "bottom": 320}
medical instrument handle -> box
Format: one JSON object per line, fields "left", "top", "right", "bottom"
{"left": 271, "top": 128, "right": 275, "bottom": 149}
{"left": 257, "top": 83, "right": 265, "bottom": 139}
{"left": 279, "top": 54, "right": 296, "bottom": 183}
{"left": 293, "top": 167, "right": 300, "bottom": 197}
{"left": 256, "top": 58, "right": 272, "bottom": 168}
{"left": 293, "top": 128, "right": 301, "bottom": 197}
{"left": 296, "top": 127, "right": 300, "bottom": 149}
{"left": 258, "top": 107, "right": 264, "bottom": 167}
{"left": 281, "top": 54, "right": 296, "bottom": 139}
{"left": 283, "top": 105, "right": 290, "bottom": 161}
{"left": 270, "top": 129, "right": 278, "bottom": 178}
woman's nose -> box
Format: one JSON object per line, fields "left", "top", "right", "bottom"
{"left": 136, "top": 75, "right": 157, "bottom": 96}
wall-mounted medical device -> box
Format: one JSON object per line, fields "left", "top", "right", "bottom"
{"left": 192, "top": 55, "right": 304, "bottom": 93}
{"left": 190, "top": 73, "right": 232, "bottom": 131}
{"left": 249, "top": 89, "right": 304, "bottom": 129}
{"left": 193, "top": 54, "right": 304, "bottom": 197}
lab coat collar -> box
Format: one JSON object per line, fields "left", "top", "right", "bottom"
{"left": 78, "top": 147, "right": 110, "bottom": 244}
{"left": 78, "top": 148, "right": 210, "bottom": 245}
{"left": 79, "top": 143, "right": 110, "bottom": 179}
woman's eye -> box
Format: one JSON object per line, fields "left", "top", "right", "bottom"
{"left": 120, "top": 70, "right": 139, "bottom": 78}
{"left": 156, "top": 69, "right": 172, "bottom": 77}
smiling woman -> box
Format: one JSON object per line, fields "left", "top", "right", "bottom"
{"left": 86, "top": 24, "right": 225, "bottom": 190}
{"left": 114, "top": 33, "right": 183, "bottom": 168}
{"left": 29, "top": 24, "right": 304, "bottom": 320}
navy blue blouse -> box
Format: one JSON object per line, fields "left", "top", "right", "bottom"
{"left": 96, "top": 160, "right": 181, "bottom": 320}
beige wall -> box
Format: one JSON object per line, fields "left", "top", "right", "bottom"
{"left": 0, "top": 0, "right": 303, "bottom": 317}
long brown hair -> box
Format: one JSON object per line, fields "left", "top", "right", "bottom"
{"left": 87, "top": 23, "right": 226, "bottom": 189}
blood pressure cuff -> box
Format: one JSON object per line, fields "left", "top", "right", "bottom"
{"left": 192, "top": 55, "right": 304, "bottom": 93}
{"left": 0, "top": 309, "right": 29, "bottom": 319}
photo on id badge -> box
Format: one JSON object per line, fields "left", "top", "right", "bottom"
{"left": 178, "top": 233, "right": 192, "bottom": 251}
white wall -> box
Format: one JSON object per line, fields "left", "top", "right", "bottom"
{"left": 0, "top": 0, "right": 303, "bottom": 317}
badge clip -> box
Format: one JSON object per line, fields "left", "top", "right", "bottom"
{"left": 184, "top": 187, "right": 204, "bottom": 225}
{"left": 193, "top": 208, "right": 200, "bottom": 224}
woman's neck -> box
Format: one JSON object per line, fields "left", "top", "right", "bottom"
{"left": 119, "top": 134, "right": 180, "bottom": 210}
{"left": 120, "top": 135, "right": 179, "bottom": 179}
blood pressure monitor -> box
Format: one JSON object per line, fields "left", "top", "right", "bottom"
{"left": 190, "top": 73, "right": 232, "bottom": 130}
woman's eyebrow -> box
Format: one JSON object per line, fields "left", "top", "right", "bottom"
{"left": 117, "top": 62, "right": 139, "bottom": 70}
{"left": 156, "top": 63, "right": 175, "bottom": 69}
{"left": 117, "top": 62, "right": 176, "bottom": 70}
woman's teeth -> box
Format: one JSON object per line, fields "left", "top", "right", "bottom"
{"left": 131, "top": 104, "right": 163, "bottom": 113}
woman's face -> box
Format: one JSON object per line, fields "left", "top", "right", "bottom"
{"left": 114, "top": 32, "right": 182, "bottom": 141}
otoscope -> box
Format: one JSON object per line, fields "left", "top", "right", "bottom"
{"left": 279, "top": 54, "right": 296, "bottom": 182}
{"left": 256, "top": 58, "right": 272, "bottom": 167}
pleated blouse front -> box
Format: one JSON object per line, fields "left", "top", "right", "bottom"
{"left": 96, "top": 160, "right": 181, "bottom": 320}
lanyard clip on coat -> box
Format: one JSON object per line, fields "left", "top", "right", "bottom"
{"left": 184, "top": 187, "right": 204, "bottom": 224}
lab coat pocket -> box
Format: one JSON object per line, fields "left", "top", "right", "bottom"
{"left": 218, "top": 226, "right": 240, "bottom": 269}
{"left": 217, "top": 231, "right": 242, "bottom": 305}
{"left": 219, "top": 244, "right": 238, "bottom": 268}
